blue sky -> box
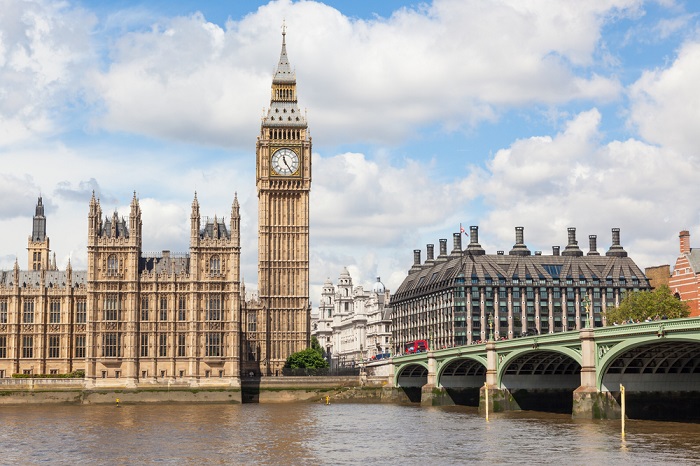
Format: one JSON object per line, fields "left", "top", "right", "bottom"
{"left": 1, "top": 0, "right": 700, "bottom": 306}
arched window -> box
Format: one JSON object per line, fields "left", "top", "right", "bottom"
{"left": 210, "top": 256, "right": 221, "bottom": 275}
{"left": 107, "top": 255, "right": 118, "bottom": 275}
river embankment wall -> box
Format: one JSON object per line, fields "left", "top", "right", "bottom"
{"left": 0, "top": 375, "right": 405, "bottom": 405}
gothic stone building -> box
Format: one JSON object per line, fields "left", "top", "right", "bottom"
{"left": 0, "top": 194, "right": 241, "bottom": 386}
{"left": 0, "top": 29, "right": 311, "bottom": 383}
{"left": 391, "top": 226, "right": 650, "bottom": 354}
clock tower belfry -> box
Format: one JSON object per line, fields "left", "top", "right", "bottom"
{"left": 255, "top": 25, "right": 311, "bottom": 375}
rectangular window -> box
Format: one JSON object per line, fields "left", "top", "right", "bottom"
{"left": 0, "top": 299, "right": 7, "bottom": 323}
{"left": 75, "top": 335, "right": 85, "bottom": 358}
{"left": 159, "top": 333, "right": 167, "bottom": 357}
{"left": 140, "top": 333, "right": 149, "bottom": 357}
{"left": 104, "top": 294, "right": 119, "bottom": 321}
{"left": 207, "top": 295, "right": 221, "bottom": 321}
{"left": 76, "top": 300, "right": 86, "bottom": 323}
{"left": 23, "top": 300, "right": 34, "bottom": 324}
{"left": 0, "top": 336, "right": 6, "bottom": 358}
{"left": 22, "top": 335, "right": 33, "bottom": 358}
{"left": 247, "top": 312, "right": 257, "bottom": 332}
{"left": 160, "top": 297, "right": 167, "bottom": 321}
{"left": 177, "top": 333, "right": 185, "bottom": 357}
{"left": 50, "top": 300, "right": 61, "bottom": 323}
{"left": 48, "top": 335, "right": 60, "bottom": 358}
{"left": 178, "top": 296, "right": 186, "bottom": 321}
{"left": 206, "top": 333, "right": 222, "bottom": 357}
{"left": 141, "top": 297, "right": 149, "bottom": 321}
{"left": 103, "top": 333, "right": 120, "bottom": 357}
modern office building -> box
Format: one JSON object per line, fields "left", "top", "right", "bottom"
{"left": 391, "top": 226, "right": 650, "bottom": 354}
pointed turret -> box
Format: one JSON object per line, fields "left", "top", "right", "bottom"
{"left": 231, "top": 193, "right": 240, "bottom": 247}
{"left": 28, "top": 196, "right": 51, "bottom": 270}
{"left": 274, "top": 21, "right": 295, "bottom": 84}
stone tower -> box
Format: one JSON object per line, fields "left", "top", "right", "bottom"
{"left": 27, "top": 196, "right": 50, "bottom": 271}
{"left": 256, "top": 26, "right": 312, "bottom": 375}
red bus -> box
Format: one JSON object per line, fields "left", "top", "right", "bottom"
{"left": 404, "top": 339, "right": 428, "bottom": 354}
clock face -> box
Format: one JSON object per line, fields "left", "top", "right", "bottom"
{"left": 271, "top": 148, "right": 300, "bottom": 176}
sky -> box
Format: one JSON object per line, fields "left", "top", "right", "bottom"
{"left": 1, "top": 0, "right": 700, "bottom": 309}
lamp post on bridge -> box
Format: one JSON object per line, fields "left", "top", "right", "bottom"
{"left": 488, "top": 313, "right": 494, "bottom": 341}
{"left": 582, "top": 295, "right": 592, "bottom": 329}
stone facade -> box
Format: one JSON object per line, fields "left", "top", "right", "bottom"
{"left": 0, "top": 194, "right": 241, "bottom": 386}
{"left": 391, "top": 226, "right": 651, "bottom": 354}
{"left": 312, "top": 268, "right": 392, "bottom": 367}
{"left": 253, "top": 27, "right": 312, "bottom": 375}
{"left": 669, "top": 230, "right": 700, "bottom": 316}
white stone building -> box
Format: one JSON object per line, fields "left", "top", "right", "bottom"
{"left": 311, "top": 268, "right": 392, "bottom": 367}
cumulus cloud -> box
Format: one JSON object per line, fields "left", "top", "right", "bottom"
{"left": 466, "top": 108, "right": 700, "bottom": 268}
{"left": 89, "top": 0, "right": 638, "bottom": 147}
{"left": 628, "top": 39, "right": 700, "bottom": 156}
{"left": 0, "top": 0, "right": 96, "bottom": 146}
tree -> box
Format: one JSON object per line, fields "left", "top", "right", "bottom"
{"left": 310, "top": 336, "right": 323, "bottom": 357}
{"left": 605, "top": 284, "right": 690, "bottom": 324}
{"left": 284, "top": 347, "right": 329, "bottom": 370}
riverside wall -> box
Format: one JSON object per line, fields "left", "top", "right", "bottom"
{"left": 0, "top": 375, "right": 406, "bottom": 405}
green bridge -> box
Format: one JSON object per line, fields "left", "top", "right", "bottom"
{"left": 388, "top": 317, "right": 700, "bottom": 419}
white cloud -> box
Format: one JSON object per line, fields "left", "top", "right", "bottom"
{"left": 89, "top": 0, "right": 637, "bottom": 147}
{"left": 0, "top": 0, "right": 96, "bottom": 146}
{"left": 629, "top": 39, "right": 700, "bottom": 156}
{"left": 466, "top": 108, "right": 700, "bottom": 268}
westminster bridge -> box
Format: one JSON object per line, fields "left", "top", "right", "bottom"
{"left": 384, "top": 317, "right": 700, "bottom": 420}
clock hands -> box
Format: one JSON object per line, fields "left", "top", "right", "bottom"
{"left": 282, "top": 156, "right": 293, "bottom": 173}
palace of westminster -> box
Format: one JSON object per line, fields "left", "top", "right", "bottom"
{"left": 0, "top": 29, "right": 667, "bottom": 385}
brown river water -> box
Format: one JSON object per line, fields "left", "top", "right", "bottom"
{"left": 1, "top": 403, "right": 699, "bottom": 465}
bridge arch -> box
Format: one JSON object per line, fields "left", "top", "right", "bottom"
{"left": 597, "top": 335, "right": 700, "bottom": 392}
{"left": 395, "top": 362, "right": 429, "bottom": 388}
{"left": 497, "top": 348, "right": 582, "bottom": 390}
{"left": 437, "top": 356, "right": 486, "bottom": 389}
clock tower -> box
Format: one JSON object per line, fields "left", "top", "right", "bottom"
{"left": 255, "top": 26, "right": 312, "bottom": 375}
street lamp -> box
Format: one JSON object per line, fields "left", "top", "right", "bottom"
{"left": 488, "top": 313, "right": 494, "bottom": 341}
{"left": 582, "top": 295, "right": 592, "bottom": 329}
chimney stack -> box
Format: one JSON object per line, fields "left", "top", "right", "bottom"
{"left": 605, "top": 228, "right": 628, "bottom": 257}
{"left": 451, "top": 232, "right": 462, "bottom": 256}
{"left": 436, "top": 239, "right": 448, "bottom": 262}
{"left": 426, "top": 244, "right": 435, "bottom": 262}
{"left": 409, "top": 249, "right": 422, "bottom": 274}
{"left": 509, "top": 226, "right": 531, "bottom": 256}
{"left": 680, "top": 230, "right": 690, "bottom": 255}
{"left": 562, "top": 227, "right": 583, "bottom": 257}
{"left": 467, "top": 226, "right": 485, "bottom": 255}
{"left": 587, "top": 235, "right": 600, "bottom": 256}
{"left": 553, "top": 246, "right": 560, "bottom": 256}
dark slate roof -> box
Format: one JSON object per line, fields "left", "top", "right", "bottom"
{"left": 0, "top": 270, "right": 86, "bottom": 288}
{"left": 200, "top": 218, "right": 229, "bottom": 240}
{"left": 686, "top": 250, "right": 700, "bottom": 274}
{"left": 392, "top": 251, "right": 649, "bottom": 302}
{"left": 140, "top": 254, "right": 190, "bottom": 274}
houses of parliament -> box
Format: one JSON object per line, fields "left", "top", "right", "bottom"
{"left": 0, "top": 29, "right": 311, "bottom": 386}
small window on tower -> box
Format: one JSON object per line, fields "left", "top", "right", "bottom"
{"left": 107, "top": 255, "right": 118, "bottom": 275}
{"left": 210, "top": 256, "right": 221, "bottom": 275}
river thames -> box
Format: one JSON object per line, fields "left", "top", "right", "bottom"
{"left": 2, "top": 403, "right": 700, "bottom": 465}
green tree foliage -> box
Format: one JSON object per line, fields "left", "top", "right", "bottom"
{"left": 310, "top": 336, "right": 323, "bottom": 357}
{"left": 605, "top": 285, "right": 690, "bottom": 324}
{"left": 284, "top": 347, "right": 329, "bottom": 369}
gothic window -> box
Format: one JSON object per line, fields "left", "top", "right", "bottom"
{"left": 48, "top": 335, "right": 60, "bottom": 358}
{"left": 107, "top": 254, "right": 118, "bottom": 275}
{"left": 22, "top": 335, "right": 33, "bottom": 358}
{"left": 141, "top": 297, "right": 149, "bottom": 321}
{"left": 140, "top": 334, "right": 149, "bottom": 357}
{"left": 75, "top": 335, "right": 85, "bottom": 358}
{"left": 50, "top": 300, "right": 60, "bottom": 323}
{"left": 206, "top": 333, "right": 222, "bottom": 357}
{"left": 159, "top": 334, "right": 167, "bottom": 357}
{"left": 207, "top": 295, "right": 221, "bottom": 321}
{"left": 159, "top": 297, "right": 167, "bottom": 321}
{"left": 0, "top": 336, "right": 5, "bottom": 358}
{"left": 103, "top": 333, "right": 120, "bottom": 357}
{"left": 0, "top": 299, "right": 7, "bottom": 323}
{"left": 76, "top": 300, "right": 86, "bottom": 324}
{"left": 23, "top": 300, "right": 34, "bottom": 323}
{"left": 178, "top": 296, "right": 186, "bottom": 321}
{"left": 210, "top": 256, "right": 221, "bottom": 275}
{"left": 104, "top": 294, "right": 119, "bottom": 321}
{"left": 177, "top": 334, "right": 186, "bottom": 357}
{"left": 247, "top": 312, "right": 256, "bottom": 332}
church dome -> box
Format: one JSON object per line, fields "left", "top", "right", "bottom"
{"left": 372, "top": 276, "right": 385, "bottom": 293}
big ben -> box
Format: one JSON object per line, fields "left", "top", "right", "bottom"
{"left": 255, "top": 26, "right": 311, "bottom": 375}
